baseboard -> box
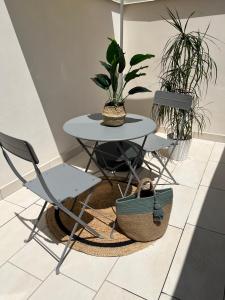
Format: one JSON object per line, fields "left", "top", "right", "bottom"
{"left": 158, "top": 127, "right": 225, "bottom": 143}
{"left": 192, "top": 132, "right": 225, "bottom": 143}
{"left": 0, "top": 145, "right": 82, "bottom": 199}
{"left": 60, "top": 144, "right": 83, "bottom": 162}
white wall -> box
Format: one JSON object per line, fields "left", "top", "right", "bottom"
{"left": 4, "top": 0, "right": 119, "bottom": 155}
{"left": 2, "top": 0, "right": 225, "bottom": 196}
{"left": 123, "top": 0, "right": 225, "bottom": 138}
{"left": 0, "top": 0, "right": 119, "bottom": 196}
{"left": 0, "top": 0, "right": 59, "bottom": 195}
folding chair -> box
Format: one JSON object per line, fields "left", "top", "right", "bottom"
{"left": 0, "top": 132, "right": 102, "bottom": 274}
{"left": 132, "top": 90, "right": 193, "bottom": 186}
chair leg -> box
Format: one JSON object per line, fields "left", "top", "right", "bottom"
{"left": 153, "top": 151, "right": 178, "bottom": 185}
{"left": 55, "top": 218, "right": 80, "bottom": 274}
{"left": 24, "top": 201, "right": 48, "bottom": 243}
{"left": 55, "top": 191, "right": 102, "bottom": 274}
{"left": 143, "top": 155, "right": 161, "bottom": 173}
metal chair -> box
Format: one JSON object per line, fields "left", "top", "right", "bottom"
{"left": 132, "top": 90, "right": 193, "bottom": 186}
{"left": 0, "top": 132, "right": 102, "bottom": 274}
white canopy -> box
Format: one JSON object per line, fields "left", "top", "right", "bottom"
{"left": 111, "top": 0, "right": 155, "bottom": 47}
{"left": 112, "top": 0, "right": 155, "bottom": 4}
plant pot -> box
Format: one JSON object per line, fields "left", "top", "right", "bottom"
{"left": 102, "top": 105, "right": 126, "bottom": 127}
{"left": 167, "top": 133, "right": 192, "bottom": 161}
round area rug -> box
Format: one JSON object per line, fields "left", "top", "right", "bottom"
{"left": 46, "top": 178, "right": 151, "bottom": 256}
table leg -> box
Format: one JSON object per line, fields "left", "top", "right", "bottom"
{"left": 117, "top": 136, "right": 147, "bottom": 196}
{"left": 85, "top": 141, "right": 98, "bottom": 172}
{"left": 77, "top": 139, "right": 113, "bottom": 186}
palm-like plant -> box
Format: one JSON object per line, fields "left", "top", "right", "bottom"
{"left": 153, "top": 9, "right": 217, "bottom": 140}
{"left": 92, "top": 38, "right": 155, "bottom": 106}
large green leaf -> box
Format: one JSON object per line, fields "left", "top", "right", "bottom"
{"left": 106, "top": 38, "right": 125, "bottom": 73}
{"left": 130, "top": 54, "right": 155, "bottom": 66}
{"left": 128, "top": 86, "right": 151, "bottom": 95}
{"left": 125, "top": 72, "right": 146, "bottom": 83}
{"left": 125, "top": 66, "right": 148, "bottom": 83}
{"left": 91, "top": 78, "right": 107, "bottom": 90}
{"left": 118, "top": 47, "right": 126, "bottom": 73}
{"left": 96, "top": 74, "right": 111, "bottom": 87}
{"left": 106, "top": 39, "right": 119, "bottom": 64}
{"left": 91, "top": 74, "right": 111, "bottom": 90}
{"left": 100, "top": 61, "right": 111, "bottom": 73}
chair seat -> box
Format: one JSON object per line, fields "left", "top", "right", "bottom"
{"left": 132, "top": 133, "right": 174, "bottom": 152}
{"left": 25, "top": 163, "right": 101, "bottom": 203}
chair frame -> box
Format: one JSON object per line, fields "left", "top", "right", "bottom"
{"left": 88, "top": 91, "right": 192, "bottom": 187}
{"left": 149, "top": 90, "right": 193, "bottom": 186}
{"left": 0, "top": 132, "right": 103, "bottom": 274}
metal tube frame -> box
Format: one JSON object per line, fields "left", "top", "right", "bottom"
{"left": 56, "top": 190, "right": 94, "bottom": 274}
{"left": 77, "top": 138, "right": 113, "bottom": 186}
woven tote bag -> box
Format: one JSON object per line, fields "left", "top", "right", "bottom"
{"left": 116, "top": 178, "right": 173, "bottom": 242}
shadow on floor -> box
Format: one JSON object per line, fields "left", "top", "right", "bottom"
{"left": 168, "top": 148, "right": 225, "bottom": 300}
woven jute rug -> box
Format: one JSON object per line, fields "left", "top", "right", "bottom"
{"left": 46, "top": 178, "right": 151, "bottom": 256}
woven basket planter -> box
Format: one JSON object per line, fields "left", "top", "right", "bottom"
{"left": 102, "top": 105, "right": 126, "bottom": 127}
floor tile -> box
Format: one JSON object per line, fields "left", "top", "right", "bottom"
{"left": 163, "top": 224, "right": 225, "bottom": 300}
{"left": 172, "top": 159, "right": 206, "bottom": 188}
{"left": 0, "top": 263, "right": 40, "bottom": 300}
{"left": 10, "top": 229, "right": 64, "bottom": 280}
{"left": 30, "top": 273, "right": 95, "bottom": 300}
{"left": 138, "top": 156, "right": 177, "bottom": 186}
{"left": 188, "top": 186, "right": 225, "bottom": 234}
{"left": 159, "top": 293, "right": 178, "bottom": 300}
{"left": 0, "top": 200, "right": 23, "bottom": 227}
{"left": 209, "top": 142, "right": 225, "bottom": 163}
{"left": 108, "top": 226, "right": 181, "bottom": 300}
{"left": 67, "top": 150, "right": 99, "bottom": 174}
{"left": 201, "top": 161, "right": 225, "bottom": 190}
{"left": 0, "top": 205, "right": 46, "bottom": 266}
{"left": 187, "top": 139, "right": 214, "bottom": 162}
{"left": 35, "top": 198, "right": 46, "bottom": 207}
{"left": 4, "top": 187, "right": 40, "bottom": 208}
{"left": 168, "top": 184, "right": 197, "bottom": 229}
{"left": 60, "top": 250, "right": 117, "bottom": 291}
{"left": 95, "top": 281, "right": 143, "bottom": 300}
{"left": 145, "top": 153, "right": 178, "bottom": 174}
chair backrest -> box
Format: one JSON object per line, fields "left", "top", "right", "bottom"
{"left": 154, "top": 90, "right": 192, "bottom": 111}
{"left": 0, "top": 132, "right": 40, "bottom": 185}
{"left": 0, "top": 132, "right": 39, "bottom": 164}
{"left": 0, "top": 132, "right": 60, "bottom": 204}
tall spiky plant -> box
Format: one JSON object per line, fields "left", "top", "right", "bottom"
{"left": 153, "top": 9, "right": 217, "bottom": 140}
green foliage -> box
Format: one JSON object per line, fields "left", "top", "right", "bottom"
{"left": 129, "top": 86, "right": 151, "bottom": 95}
{"left": 130, "top": 54, "right": 155, "bottom": 66}
{"left": 92, "top": 38, "right": 155, "bottom": 106}
{"left": 153, "top": 9, "right": 217, "bottom": 139}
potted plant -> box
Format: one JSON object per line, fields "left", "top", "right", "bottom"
{"left": 92, "top": 38, "right": 155, "bottom": 126}
{"left": 152, "top": 9, "right": 217, "bottom": 160}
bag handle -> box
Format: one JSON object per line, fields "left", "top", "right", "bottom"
{"left": 137, "top": 178, "right": 154, "bottom": 198}
{"left": 137, "top": 178, "right": 164, "bottom": 222}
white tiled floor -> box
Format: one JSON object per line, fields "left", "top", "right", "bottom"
{"left": 95, "top": 281, "right": 143, "bottom": 300}
{"left": 0, "top": 139, "right": 224, "bottom": 300}
{"left": 4, "top": 188, "right": 40, "bottom": 209}
{"left": 0, "top": 263, "right": 41, "bottom": 300}
{"left": 29, "top": 273, "right": 95, "bottom": 300}
{"left": 0, "top": 200, "right": 23, "bottom": 227}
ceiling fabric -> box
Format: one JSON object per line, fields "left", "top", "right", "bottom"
{"left": 112, "top": 0, "right": 155, "bottom": 4}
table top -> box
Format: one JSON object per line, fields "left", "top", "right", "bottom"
{"left": 63, "top": 113, "right": 156, "bottom": 142}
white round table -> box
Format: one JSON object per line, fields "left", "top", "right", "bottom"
{"left": 63, "top": 113, "right": 156, "bottom": 193}
{"left": 63, "top": 113, "right": 156, "bottom": 142}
